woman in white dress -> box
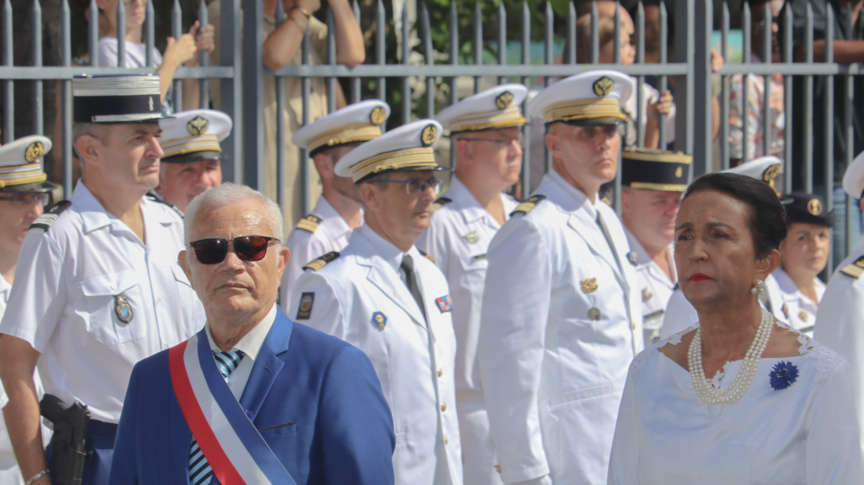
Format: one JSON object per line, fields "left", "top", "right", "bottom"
{"left": 775, "top": 193, "right": 833, "bottom": 336}
{"left": 608, "top": 173, "right": 862, "bottom": 484}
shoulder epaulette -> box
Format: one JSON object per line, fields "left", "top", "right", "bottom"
{"left": 510, "top": 195, "right": 546, "bottom": 217}
{"left": 840, "top": 256, "right": 864, "bottom": 279}
{"left": 145, "top": 192, "right": 184, "bottom": 218}
{"left": 302, "top": 251, "right": 340, "bottom": 271}
{"left": 417, "top": 248, "right": 436, "bottom": 263}
{"left": 30, "top": 200, "right": 72, "bottom": 232}
{"left": 295, "top": 214, "right": 322, "bottom": 233}
{"left": 431, "top": 197, "right": 452, "bottom": 212}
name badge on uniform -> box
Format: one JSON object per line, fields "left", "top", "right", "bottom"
{"left": 581, "top": 278, "right": 598, "bottom": 293}
{"left": 296, "top": 292, "right": 314, "bottom": 320}
{"left": 436, "top": 295, "right": 452, "bottom": 313}
{"left": 587, "top": 307, "right": 602, "bottom": 321}
{"left": 115, "top": 295, "right": 133, "bottom": 324}
{"left": 372, "top": 311, "right": 387, "bottom": 331}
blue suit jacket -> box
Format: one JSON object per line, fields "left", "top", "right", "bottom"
{"left": 108, "top": 308, "right": 395, "bottom": 484}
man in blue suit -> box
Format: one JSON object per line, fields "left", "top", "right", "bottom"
{"left": 109, "top": 183, "right": 395, "bottom": 484}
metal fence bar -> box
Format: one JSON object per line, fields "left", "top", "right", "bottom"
{"left": 350, "top": 0, "right": 360, "bottom": 103}
{"left": 3, "top": 0, "right": 13, "bottom": 142}
{"left": 520, "top": 0, "right": 530, "bottom": 197}
{"left": 275, "top": 1, "right": 286, "bottom": 212}
{"left": 719, "top": 1, "right": 729, "bottom": 169}
{"left": 242, "top": 0, "right": 264, "bottom": 190}
{"left": 219, "top": 0, "right": 242, "bottom": 184}
{"left": 401, "top": 5, "right": 410, "bottom": 124}
{"left": 803, "top": 1, "right": 814, "bottom": 193}
{"left": 448, "top": 1, "right": 458, "bottom": 107}
{"left": 117, "top": 1, "right": 126, "bottom": 67}
{"left": 473, "top": 2, "right": 482, "bottom": 94}
{"left": 782, "top": 3, "right": 793, "bottom": 189}
{"left": 145, "top": 0, "right": 154, "bottom": 67}
{"left": 741, "top": 3, "right": 750, "bottom": 165}
{"left": 635, "top": 2, "right": 645, "bottom": 148}
{"left": 171, "top": 0, "right": 182, "bottom": 110}
{"left": 32, "top": 0, "right": 42, "bottom": 136}
{"left": 657, "top": 0, "right": 668, "bottom": 149}
{"left": 422, "top": 2, "right": 433, "bottom": 118}
{"left": 326, "top": 9, "right": 337, "bottom": 114}
{"left": 300, "top": 14, "right": 311, "bottom": 215}
{"left": 61, "top": 0, "right": 72, "bottom": 195}
{"left": 375, "top": 0, "right": 385, "bottom": 103}
{"left": 198, "top": 0, "right": 210, "bottom": 108}
{"left": 497, "top": 2, "right": 506, "bottom": 86}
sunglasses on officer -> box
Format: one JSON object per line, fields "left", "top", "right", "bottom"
{"left": 189, "top": 235, "right": 281, "bottom": 265}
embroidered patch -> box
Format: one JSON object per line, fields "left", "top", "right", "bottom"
{"left": 372, "top": 311, "right": 387, "bottom": 331}
{"left": 436, "top": 295, "right": 452, "bottom": 313}
{"left": 496, "top": 91, "right": 514, "bottom": 110}
{"left": 581, "top": 277, "right": 598, "bottom": 293}
{"left": 592, "top": 76, "right": 614, "bottom": 96}
{"left": 587, "top": 307, "right": 601, "bottom": 321}
{"left": 187, "top": 115, "right": 209, "bottom": 136}
{"left": 296, "top": 292, "right": 314, "bottom": 320}
{"left": 24, "top": 141, "right": 44, "bottom": 162}
{"left": 421, "top": 124, "right": 438, "bottom": 146}
{"left": 370, "top": 106, "right": 387, "bottom": 126}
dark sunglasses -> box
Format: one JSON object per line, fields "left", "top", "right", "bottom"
{"left": 189, "top": 235, "right": 280, "bottom": 265}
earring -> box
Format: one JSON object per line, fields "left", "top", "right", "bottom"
{"left": 751, "top": 279, "right": 764, "bottom": 294}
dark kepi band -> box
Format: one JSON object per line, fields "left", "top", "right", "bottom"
{"left": 0, "top": 180, "right": 58, "bottom": 194}
{"left": 161, "top": 150, "right": 225, "bottom": 164}
{"left": 74, "top": 94, "right": 165, "bottom": 123}
{"left": 622, "top": 149, "right": 691, "bottom": 192}
{"left": 781, "top": 192, "right": 835, "bottom": 227}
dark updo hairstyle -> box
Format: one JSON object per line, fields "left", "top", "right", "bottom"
{"left": 682, "top": 172, "right": 787, "bottom": 258}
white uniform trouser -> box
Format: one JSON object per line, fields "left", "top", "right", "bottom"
{"left": 458, "top": 390, "right": 504, "bottom": 485}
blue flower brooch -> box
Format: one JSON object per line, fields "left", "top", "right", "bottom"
{"left": 769, "top": 361, "right": 799, "bottom": 390}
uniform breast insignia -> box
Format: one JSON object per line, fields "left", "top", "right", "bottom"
{"left": 472, "top": 253, "right": 487, "bottom": 261}
{"left": 371, "top": 311, "right": 387, "bottom": 331}
{"left": 840, "top": 256, "right": 864, "bottom": 279}
{"left": 643, "top": 309, "right": 665, "bottom": 322}
{"left": 641, "top": 288, "right": 653, "bottom": 302}
{"left": 627, "top": 251, "right": 638, "bottom": 266}
{"left": 30, "top": 200, "right": 72, "bottom": 232}
{"left": 464, "top": 231, "right": 480, "bottom": 244}
{"left": 302, "top": 251, "right": 341, "bottom": 272}
{"left": 296, "top": 214, "right": 322, "bottom": 233}
{"left": 587, "top": 307, "right": 602, "bottom": 321}
{"left": 581, "top": 277, "right": 598, "bottom": 293}
{"left": 435, "top": 295, "right": 452, "bottom": 313}
{"left": 296, "top": 292, "right": 314, "bottom": 320}
{"left": 114, "top": 295, "right": 133, "bottom": 324}
{"left": 798, "top": 310, "right": 809, "bottom": 323}
{"left": 510, "top": 195, "right": 547, "bottom": 217}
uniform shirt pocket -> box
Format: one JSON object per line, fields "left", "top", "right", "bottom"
{"left": 79, "top": 270, "right": 145, "bottom": 346}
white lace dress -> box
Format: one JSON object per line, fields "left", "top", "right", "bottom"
{"left": 608, "top": 328, "right": 863, "bottom": 484}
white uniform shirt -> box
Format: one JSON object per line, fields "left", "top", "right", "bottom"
{"left": 416, "top": 177, "right": 517, "bottom": 485}
{"left": 478, "top": 169, "right": 643, "bottom": 485}
{"left": 814, "top": 236, "right": 864, "bottom": 459}
{"left": 0, "top": 183, "right": 205, "bottom": 423}
{"left": 0, "top": 277, "right": 17, "bottom": 484}
{"left": 773, "top": 267, "right": 825, "bottom": 337}
{"left": 660, "top": 273, "right": 786, "bottom": 340}
{"left": 288, "top": 224, "right": 463, "bottom": 485}
{"left": 280, "top": 197, "right": 356, "bottom": 305}
{"left": 97, "top": 38, "right": 163, "bottom": 69}
{"left": 625, "top": 230, "right": 676, "bottom": 344}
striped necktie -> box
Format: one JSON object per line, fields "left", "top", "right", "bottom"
{"left": 189, "top": 349, "right": 245, "bottom": 485}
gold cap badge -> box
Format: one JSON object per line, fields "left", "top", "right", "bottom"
{"left": 675, "top": 166, "right": 683, "bottom": 178}
{"left": 762, "top": 164, "right": 780, "bottom": 186}
{"left": 496, "top": 91, "right": 515, "bottom": 110}
{"left": 370, "top": 107, "right": 387, "bottom": 126}
{"left": 24, "top": 142, "right": 44, "bottom": 163}
{"left": 593, "top": 76, "right": 614, "bottom": 96}
{"left": 807, "top": 198, "right": 823, "bottom": 216}
{"left": 421, "top": 124, "right": 438, "bottom": 146}
{"left": 187, "top": 116, "right": 210, "bottom": 137}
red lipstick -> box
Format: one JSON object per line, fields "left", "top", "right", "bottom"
{"left": 689, "top": 273, "right": 711, "bottom": 282}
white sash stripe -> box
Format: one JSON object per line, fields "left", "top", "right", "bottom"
{"left": 182, "top": 334, "right": 273, "bottom": 485}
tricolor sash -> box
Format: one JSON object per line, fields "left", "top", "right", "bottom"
{"left": 169, "top": 332, "right": 296, "bottom": 484}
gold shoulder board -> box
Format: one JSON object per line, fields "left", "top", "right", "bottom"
{"left": 840, "top": 256, "right": 864, "bottom": 279}
{"left": 302, "top": 251, "right": 341, "bottom": 272}
{"left": 510, "top": 195, "right": 547, "bottom": 217}
{"left": 296, "top": 214, "right": 322, "bottom": 233}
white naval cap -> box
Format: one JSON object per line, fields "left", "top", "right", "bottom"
{"left": 527, "top": 69, "right": 634, "bottom": 125}
{"left": 73, "top": 74, "right": 168, "bottom": 123}
{"left": 723, "top": 156, "right": 782, "bottom": 191}
{"left": 0, "top": 135, "right": 56, "bottom": 193}
{"left": 436, "top": 84, "right": 527, "bottom": 133}
{"left": 335, "top": 119, "right": 448, "bottom": 183}
{"left": 293, "top": 100, "right": 390, "bottom": 154}
{"left": 843, "top": 150, "right": 864, "bottom": 199}
{"left": 158, "top": 109, "right": 233, "bottom": 163}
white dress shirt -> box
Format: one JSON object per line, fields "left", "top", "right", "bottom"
{"left": 625, "top": 231, "right": 676, "bottom": 344}
{"left": 204, "top": 304, "right": 277, "bottom": 398}
{"left": 0, "top": 183, "right": 205, "bottom": 422}
{"left": 773, "top": 267, "right": 825, "bottom": 337}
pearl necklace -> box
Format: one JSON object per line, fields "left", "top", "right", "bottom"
{"left": 688, "top": 307, "right": 774, "bottom": 405}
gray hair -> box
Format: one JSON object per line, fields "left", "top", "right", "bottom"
{"left": 183, "top": 183, "right": 284, "bottom": 245}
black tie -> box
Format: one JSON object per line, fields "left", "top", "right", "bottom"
{"left": 596, "top": 211, "right": 624, "bottom": 274}
{"left": 401, "top": 255, "right": 427, "bottom": 323}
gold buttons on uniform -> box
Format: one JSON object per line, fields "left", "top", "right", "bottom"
{"left": 444, "top": 436, "right": 449, "bottom": 445}
{"left": 441, "top": 403, "right": 447, "bottom": 412}
{"left": 630, "top": 321, "right": 636, "bottom": 330}
{"left": 437, "top": 368, "right": 443, "bottom": 377}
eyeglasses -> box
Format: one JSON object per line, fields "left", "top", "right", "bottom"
{"left": 375, "top": 177, "right": 443, "bottom": 196}
{"left": 189, "top": 235, "right": 280, "bottom": 265}
{"left": 0, "top": 193, "right": 50, "bottom": 207}
{"left": 460, "top": 136, "right": 523, "bottom": 151}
